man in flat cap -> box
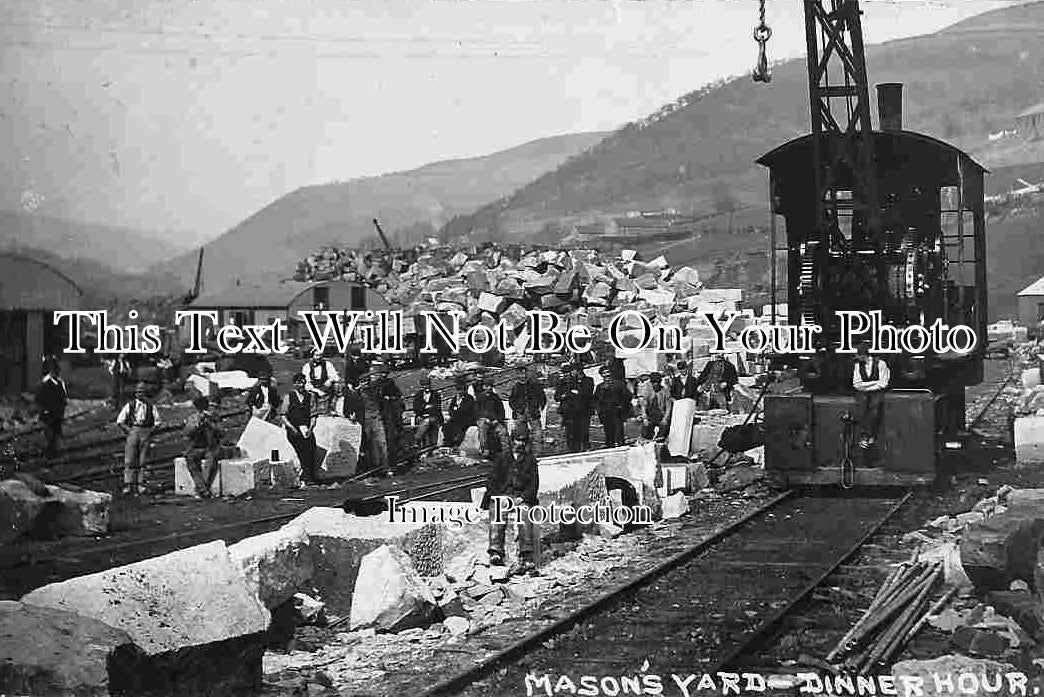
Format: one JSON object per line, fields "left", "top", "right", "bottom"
{"left": 116, "top": 382, "right": 161, "bottom": 496}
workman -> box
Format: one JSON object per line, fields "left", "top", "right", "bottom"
{"left": 412, "top": 371, "right": 443, "bottom": 449}
{"left": 302, "top": 349, "right": 340, "bottom": 413}
{"left": 475, "top": 378, "right": 507, "bottom": 457}
{"left": 35, "top": 360, "right": 68, "bottom": 461}
{"left": 281, "top": 373, "right": 319, "bottom": 484}
{"left": 369, "top": 363, "right": 404, "bottom": 467}
{"left": 246, "top": 373, "right": 282, "bottom": 422}
{"left": 555, "top": 362, "right": 594, "bottom": 453}
{"left": 116, "top": 382, "right": 161, "bottom": 496}
{"left": 354, "top": 370, "right": 390, "bottom": 475}
{"left": 509, "top": 363, "right": 547, "bottom": 446}
{"left": 852, "top": 343, "right": 890, "bottom": 449}
{"left": 183, "top": 395, "right": 222, "bottom": 498}
{"left": 443, "top": 376, "right": 477, "bottom": 447}
{"left": 107, "top": 354, "right": 132, "bottom": 406}
{"left": 343, "top": 345, "right": 370, "bottom": 387}
{"left": 593, "top": 364, "right": 632, "bottom": 448}
{"left": 695, "top": 353, "right": 739, "bottom": 410}
{"left": 638, "top": 372, "right": 672, "bottom": 440}
{"left": 668, "top": 361, "right": 699, "bottom": 400}
{"left": 483, "top": 420, "right": 539, "bottom": 577}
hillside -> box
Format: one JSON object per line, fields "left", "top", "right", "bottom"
{"left": 441, "top": 0, "right": 1044, "bottom": 240}
{"left": 154, "top": 131, "right": 609, "bottom": 291}
{"left": 0, "top": 210, "right": 195, "bottom": 274}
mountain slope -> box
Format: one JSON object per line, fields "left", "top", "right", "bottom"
{"left": 0, "top": 210, "right": 195, "bottom": 273}
{"left": 441, "top": 1, "right": 1044, "bottom": 239}
{"left": 154, "top": 131, "right": 608, "bottom": 291}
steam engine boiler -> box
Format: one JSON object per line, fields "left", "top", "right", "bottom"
{"left": 760, "top": 1, "right": 987, "bottom": 487}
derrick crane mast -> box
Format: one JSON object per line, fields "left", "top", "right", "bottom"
{"left": 753, "top": 0, "right": 989, "bottom": 487}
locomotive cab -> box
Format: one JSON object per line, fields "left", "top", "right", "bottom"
{"left": 759, "top": 84, "right": 987, "bottom": 487}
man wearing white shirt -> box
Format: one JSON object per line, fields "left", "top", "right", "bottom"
{"left": 116, "top": 382, "right": 161, "bottom": 496}
{"left": 302, "top": 349, "right": 339, "bottom": 413}
{"left": 852, "top": 343, "right": 890, "bottom": 449}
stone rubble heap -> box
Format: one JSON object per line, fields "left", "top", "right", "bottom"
{"left": 899, "top": 483, "right": 1044, "bottom": 669}
{"left": 294, "top": 244, "right": 747, "bottom": 337}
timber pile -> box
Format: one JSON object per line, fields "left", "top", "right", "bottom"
{"left": 828, "top": 558, "right": 954, "bottom": 673}
{"left": 293, "top": 245, "right": 742, "bottom": 335}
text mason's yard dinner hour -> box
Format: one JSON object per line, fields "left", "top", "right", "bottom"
{"left": 52, "top": 309, "right": 980, "bottom": 357}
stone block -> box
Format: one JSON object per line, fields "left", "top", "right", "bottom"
{"left": 21, "top": 540, "right": 270, "bottom": 696}
{"left": 229, "top": 525, "right": 315, "bottom": 609}
{"left": 1015, "top": 416, "right": 1044, "bottom": 463}
{"left": 987, "top": 591, "right": 1044, "bottom": 638}
{"left": 661, "top": 492, "right": 688, "bottom": 520}
{"left": 716, "top": 465, "right": 764, "bottom": 492}
{"left": 667, "top": 397, "right": 697, "bottom": 457}
{"left": 960, "top": 507, "right": 1044, "bottom": 591}
{"left": 1023, "top": 368, "right": 1041, "bottom": 391}
{"left": 237, "top": 417, "right": 299, "bottom": 470}
{"left": 219, "top": 458, "right": 271, "bottom": 497}
{"left": 349, "top": 545, "right": 441, "bottom": 632}
{"left": 0, "top": 478, "right": 54, "bottom": 545}
{"left": 0, "top": 600, "right": 147, "bottom": 697}
{"left": 271, "top": 460, "right": 300, "bottom": 489}
{"left": 891, "top": 655, "right": 1019, "bottom": 697}
{"left": 280, "top": 507, "right": 430, "bottom": 614}
{"left": 1004, "top": 488, "right": 1044, "bottom": 509}
{"left": 313, "top": 416, "right": 361, "bottom": 479}
{"left": 44, "top": 485, "right": 111, "bottom": 536}
{"left": 173, "top": 456, "right": 196, "bottom": 497}
{"left": 208, "top": 370, "right": 257, "bottom": 391}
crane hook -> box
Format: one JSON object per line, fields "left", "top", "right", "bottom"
{"left": 752, "top": 0, "right": 772, "bottom": 83}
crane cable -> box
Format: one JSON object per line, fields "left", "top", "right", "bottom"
{"left": 752, "top": 0, "right": 772, "bottom": 83}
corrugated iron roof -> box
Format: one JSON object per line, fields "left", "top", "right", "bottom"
{"left": 1018, "top": 275, "right": 1044, "bottom": 296}
{"left": 189, "top": 279, "right": 319, "bottom": 308}
{"left": 1017, "top": 102, "right": 1044, "bottom": 118}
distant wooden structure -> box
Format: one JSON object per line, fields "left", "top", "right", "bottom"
{"left": 0, "top": 253, "right": 83, "bottom": 395}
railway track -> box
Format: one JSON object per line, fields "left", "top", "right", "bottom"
{"left": 419, "top": 489, "right": 911, "bottom": 696}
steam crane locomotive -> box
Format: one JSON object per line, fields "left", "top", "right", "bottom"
{"left": 754, "top": 0, "right": 988, "bottom": 486}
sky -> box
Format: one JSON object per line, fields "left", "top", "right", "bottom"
{"left": 0, "top": 0, "right": 1022, "bottom": 241}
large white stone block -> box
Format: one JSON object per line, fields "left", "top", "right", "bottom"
{"left": 1015, "top": 416, "right": 1044, "bottom": 464}
{"left": 349, "top": 545, "right": 440, "bottom": 632}
{"left": 219, "top": 458, "right": 271, "bottom": 497}
{"left": 313, "top": 416, "right": 361, "bottom": 479}
{"left": 237, "top": 417, "right": 298, "bottom": 470}
{"left": 228, "top": 525, "right": 314, "bottom": 609}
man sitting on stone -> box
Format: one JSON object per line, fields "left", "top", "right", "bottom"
{"left": 412, "top": 371, "right": 443, "bottom": 449}
{"left": 281, "top": 373, "right": 318, "bottom": 485}
{"left": 183, "top": 395, "right": 222, "bottom": 498}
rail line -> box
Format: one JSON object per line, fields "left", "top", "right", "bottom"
{"left": 420, "top": 489, "right": 911, "bottom": 696}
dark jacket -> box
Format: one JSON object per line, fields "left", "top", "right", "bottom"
{"left": 374, "top": 377, "right": 404, "bottom": 422}
{"left": 475, "top": 390, "right": 505, "bottom": 421}
{"left": 412, "top": 389, "right": 443, "bottom": 423}
{"left": 246, "top": 384, "right": 281, "bottom": 411}
{"left": 444, "top": 392, "right": 477, "bottom": 444}
{"left": 669, "top": 374, "right": 699, "bottom": 400}
{"left": 484, "top": 446, "right": 539, "bottom": 507}
{"left": 342, "top": 386, "right": 365, "bottom": 420}
{"left": 35, "top": 377, "right": 68, "bottom": 420}
{"left": 283, "top": 391, "right": 313, "bottom": 429}
{"left": 184, "top": 410, "right": 221, "bottom": 450}
{"left": 509, "top": 379, "right": 546, "bottom": 420}
{"left": 697, "top": 359, "right": 739, "bottom": 393}
{"left": 555, "top": 374, "right": 594, "bottom": 417}
{"left": 594, "top": 378, "right": 632, "bottom": 419}
{"left": 343, "top": 354, "right": 370, "bottom": 386}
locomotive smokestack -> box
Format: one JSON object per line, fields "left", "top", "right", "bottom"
{"left": 877, "top": 83, "right": 904, "bottom": 131}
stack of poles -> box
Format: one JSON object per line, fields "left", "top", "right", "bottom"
{"left": 827, "top": 553, "right": 957, "bottom": 674}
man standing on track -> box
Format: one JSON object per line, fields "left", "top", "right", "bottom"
{"left": 509, "top": 364, "right": 547, "bottom": 447}
{"left": 483, "top": 420, "right": 539, "bottom": 577}
{"left": 116, "top": 382, "right": 160, "bottom": 496}
{"left": 593, "top": 364, "right": 632, "bottom": 448}
{"left": 35, "top": 360, "right": 68, "bottom": 461}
